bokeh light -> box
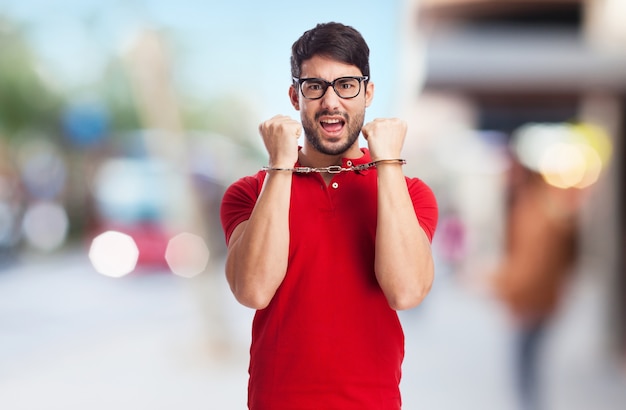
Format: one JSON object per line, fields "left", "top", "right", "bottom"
{"left": 15, "top": 138, "right": 67, "bottom": 200}
{"left": 88, "top": 230, "right": 139, "bottom": 278}
{"left": 164, "top": 232, "right": 210, "bottom": 278}
{"left": 21, "top": 201, "right": 69, "bottom": 251}
{"left": 511, "top": 122, "right": 613, "bottom": 189}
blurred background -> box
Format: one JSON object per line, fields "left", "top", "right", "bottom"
{"left": 0, "top": 0, "right": 624, "bottom": 409}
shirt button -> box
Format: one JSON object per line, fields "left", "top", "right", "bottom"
{"left": 331, "top": 182, "right": 339, "bottom": 189}
{"left": 346, "top": 160, "right": 353, "bottom": 166}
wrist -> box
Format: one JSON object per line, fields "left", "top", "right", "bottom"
{"left": 372, "top": 158, "right": 406, "bottom": 166}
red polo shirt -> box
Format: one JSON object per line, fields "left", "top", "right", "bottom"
{"left": 221, "top": 148, "right": 438, "bottom": 410}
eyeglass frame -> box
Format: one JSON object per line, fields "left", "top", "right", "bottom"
{"left": 292, "top": 76, "right": 369, "bottom": 100}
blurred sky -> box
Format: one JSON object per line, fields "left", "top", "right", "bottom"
{"left": 1, "top": 0, "right": 406, "bottom": 124}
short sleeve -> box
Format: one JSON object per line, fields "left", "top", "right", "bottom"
{"left": 406, "top": 178, "right": 438, "bottom": 242}
{"left": 220, "top": 173, "right": 265, "bottom": 244}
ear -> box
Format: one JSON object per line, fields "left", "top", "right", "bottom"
{"left": 289, "top": 85, "right": 300, "bottom": 110}
{"left": 364, "top": 81, "right": 374, "bottom": 107}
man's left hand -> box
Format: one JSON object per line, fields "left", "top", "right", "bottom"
{"left": 361, "top": 118, "right": 407, "bottom": 161}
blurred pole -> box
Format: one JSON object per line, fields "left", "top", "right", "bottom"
{"left": 621, "top": 98, "right": 626, "bottom": 365}
{"left": 584, "top": 0, "right": 626, "bottom": 367}
{"left": 579, "top": 95, "right": 624, "bottom": 359}
{"left": 123, "top": 28, "right": 197, "bottom": 229}
{"left": 586, "top": 0, "right": 626, "bottom": 52}
{"left": 123, "top": 28, "right": 232, "bottom": 356}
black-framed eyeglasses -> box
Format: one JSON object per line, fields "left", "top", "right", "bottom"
{"left": 293, "top": 76, "right": 369, "bottom": 100}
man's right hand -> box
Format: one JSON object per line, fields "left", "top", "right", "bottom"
{"left": 258, "top": 115, "right": 301, "bottom": 169}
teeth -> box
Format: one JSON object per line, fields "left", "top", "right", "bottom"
{"left": 321, "top": 119, "right": 341, "bottom": 124}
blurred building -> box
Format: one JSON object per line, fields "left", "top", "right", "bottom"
{"left": 411, "top": 0, "right": 625, "bottom": 362}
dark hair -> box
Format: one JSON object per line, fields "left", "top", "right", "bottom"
{"left": 290, "top": 22, "right": 370, "bottom": 80}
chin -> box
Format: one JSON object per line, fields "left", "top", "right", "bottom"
{"left": 320, "top": 141, "right": 353, "bottom": 156}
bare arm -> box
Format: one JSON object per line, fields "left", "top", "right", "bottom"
{"left": 225, "top": 172, "right": 292, "bottom": 309}
{"left": 363, "top": 118, "right": 435, "bottom": 310}
{"left": 225, "top": 115, "right": 301, "bottom": 309}
{"left": 375, "top": 163, "right": 434, "bottom": 310}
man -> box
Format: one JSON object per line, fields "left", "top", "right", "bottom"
{"left": 220, "top": 22, "right": 438, "bottom": 410}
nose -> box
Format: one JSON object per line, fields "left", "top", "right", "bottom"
{"left": 319, "top": 84, "right": 342, "bottom": 110}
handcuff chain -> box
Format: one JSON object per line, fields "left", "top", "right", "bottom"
{"left": 262, "top": 159, "right": 406, "bottom": 174}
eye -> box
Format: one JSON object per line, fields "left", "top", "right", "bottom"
{"left": 304, "top": 80, "right": 324, "bottom": 91}
{"left": 336, "top": 78, "right": 357, "bottom": 89}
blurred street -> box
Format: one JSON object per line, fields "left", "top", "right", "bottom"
{"left": 0, "top": 1, "right": 625, "bottom": 409}
{"left": 1, "top": 249, "right": 625, "bottom": 410}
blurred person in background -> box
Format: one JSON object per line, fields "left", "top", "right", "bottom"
{"left": 492, "top": 157, "right": 581, "bottom": 410}
{"left": 220, "top": 22, "right": 438, "bottom": 410}
{"left": 0, "top": 141, "right": 24, "bottom": 265}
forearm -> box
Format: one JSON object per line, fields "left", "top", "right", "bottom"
{"left": 375, "top": 165, "right": 434, "bottom": 310}
{"left": 226, "top": 172, "right": 292, "bottom": 309}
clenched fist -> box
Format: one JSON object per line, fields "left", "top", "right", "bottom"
{"left": 361, "top": 118, "right": 407, "bottom": 161}
{"left": 259, "top": 115, "right": 302, "bottom": 168}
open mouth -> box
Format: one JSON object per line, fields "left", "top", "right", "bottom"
{"left": 319, "top": 117, "right": 346, "bottom": 134}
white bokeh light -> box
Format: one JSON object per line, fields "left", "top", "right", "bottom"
{"left": 89, "top": 231, "right": 139, "bottom": 278}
